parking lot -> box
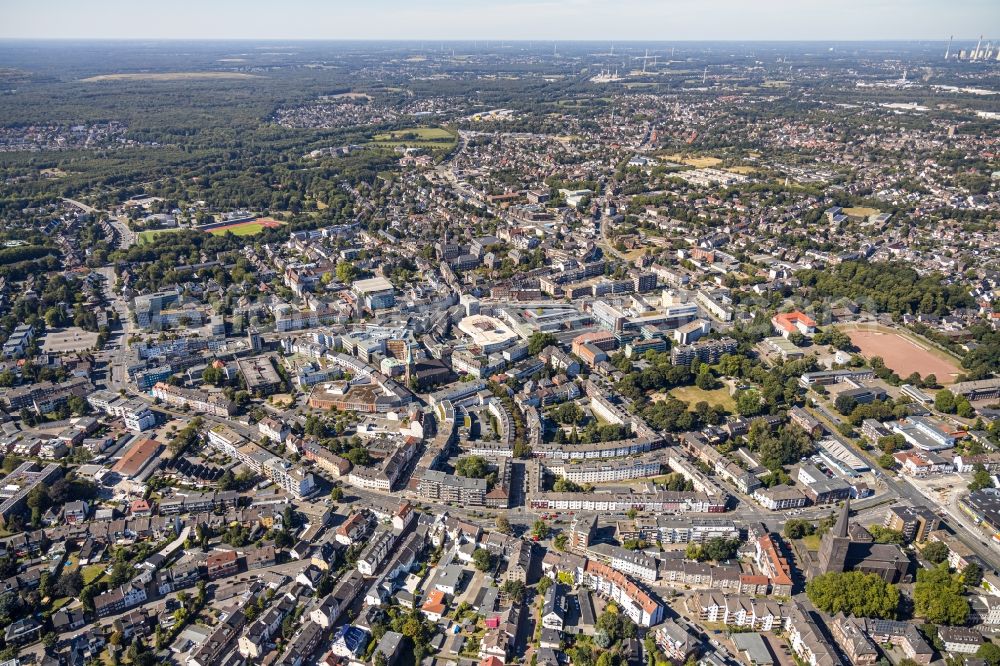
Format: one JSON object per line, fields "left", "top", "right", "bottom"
{"left": 41, "top": 326, "right": 100, "bottom": 353}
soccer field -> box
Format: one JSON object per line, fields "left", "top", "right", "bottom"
{"left": 840, "top": 324, "right": 962, "bottom": 384}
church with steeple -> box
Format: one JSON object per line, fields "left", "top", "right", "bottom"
{"left": 816, "top": 498, "right": 911, "bottom": 583}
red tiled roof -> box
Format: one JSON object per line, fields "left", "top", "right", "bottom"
{"left": 111, "top": 439, "right": 161, "bottom": 477}
{"left": 584, "top": 560, "right": 659, "bottom": 614}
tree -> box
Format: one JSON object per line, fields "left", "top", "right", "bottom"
{"left": 495, "top": 515, "right": 512, "bottom": 535}
{"left": 54, "top": 569, "right": 84, "bottom": 597}
{"left": 553, "top": 533, "right": 568, "bottom": 551}
{"left": 806, "top": 571, "right": 900, "bottom": 619}
{"left": 963, "top": 562, "right": 984, "bottom": 588}
{"left": 537, "top": 575, "right": 553, "bottom": 596}
{"left": 695, "top": 369, "right": 720, "bottom": 390}
{"left": 702, "top": 537, "right": 741, "bottom": 562}
{"left": 344, "top": 447, "right": 371, "bottom": 466}
{"left": 44, "top": 308, "right": 64, "bottom": 329}
{"left": 970, "top": 463, "right": 994, "bottom": 491}
{"left": 472, "top": 548, "right": 493, "bottom": 572}
{"left": 329, "top": 486, "right": 344, "bottom": 502}
{"left": 878, "top": 453, "right": 896, "bottom": 470}
{"left": 977, "top": 642, "right": 1000, "bottom": 666}
{"left": 202, "top": 366, "right": 226, "bottom": 386}
{"left": 553, "top": 477, "right": 583, "bottom": 493}
{"left": 784, "top": 519, "right": 816, "bottom": 539}
{"left": 528, "top": 332, "right": 558, "bottom": 356}
{"left": 867, "top": 526, "right": 905, "bottom": 545}
{"left": 596, "top": 609, "right": 637, "bottom": 644}
{"left": 67, "top": 395, "right": 90, "bottom": 416}
{"left": 501, "top": 579, "right": 525, "bottom": 603}
{"left": 335, "top": 260, "right": 357, "bottom": 283}
{"left": 835, "top": 393, "right": 858, "bottom": 415}
{"left": 735, "top": 390, "right": 763, "bottom": 416}
{"left": 921, "top": 541, "right": 950, "bottom": 565}
{"left": 532, "top": 519, "right": 550, "bottom": 540}
{"left": 935, "top": 389, "right": 957, "bottom": 414}
{"left": 455, "top": 456, "right": 489, "bottom": 479}
{"left": 878, "top": 434, "right": 906, "bottom": 454}
{"left": 913, "top": 563, "right": 970, "bottom": 626}
{"left": 957, "top": 397, "right": 975, "bottom": 419}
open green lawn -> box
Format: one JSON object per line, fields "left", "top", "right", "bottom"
{"left": 138, "top": 228, "right": 183, "bottom": 244}
{"left": 50, "top": 597, "right": 72, "bottom": 611}
{"left": 81, "top": 563, "right": 107, "bottom": 585}
{"left": 669, "top": 385, "right": 736, "bottom": 411}
{"left": 374, "top": 127, "right": 454, "bottom": 141}
{"left": 801, "top": 534, "right": 822, "bottom": 551}
{"left": 371, "top": 126, "right": 457, "bottom": 151}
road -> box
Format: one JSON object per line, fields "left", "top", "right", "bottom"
{"left": 94, "top": 265, "right": 133, "bottom": 391}
{"left": 63, "top": 197, "right": 136, "bottom": 248}
{"left": 808, "top": 400, "right": 1000, "bottom": 573}
{"left": 599, "top": 214, "right": 628, "bottom": 261}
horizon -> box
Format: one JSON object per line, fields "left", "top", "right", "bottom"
{"left": 2, "top": 0, "right": 998, "bottom": 42}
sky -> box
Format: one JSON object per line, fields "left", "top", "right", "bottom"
{"left": 0, "top": 0, "right": 997, "bottom": 42}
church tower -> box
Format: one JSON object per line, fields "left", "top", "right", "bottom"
{"left": 818, "top": 498, "right": 852, "bottom": 574}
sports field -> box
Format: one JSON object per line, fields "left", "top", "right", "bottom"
{"left": 207, "top": 217, "right": 285, "bottom": 236}
{"left": 138, "top": 228, "right": 183, "bottom": 244}
{"left": 840, "top": 323, "right": 962, "bottom": 384}
{"left": 842, "top": 206, "right": 881, "bottom": 218}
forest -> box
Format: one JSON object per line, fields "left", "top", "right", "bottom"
{"left": 797, "top": 260, "right": 974, "bottom": 316}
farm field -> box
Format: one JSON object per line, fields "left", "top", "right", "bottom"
{"left": 840, "top": 323, "right": 962, "bottom": 384}
{"left": 81, "top": 72, "right": 260, "bottom": 82}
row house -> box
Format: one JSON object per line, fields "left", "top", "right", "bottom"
{"left": 660, "top": 559, "right": 742, "bottom": 592}
{"left": 580, "top": 560, "right": 664, "bottom": 627}
{"left": 686, "top": 592, "right": 787, "bottom": 631}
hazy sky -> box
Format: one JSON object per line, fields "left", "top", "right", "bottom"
{"left": 1, "top": 0, "right": 996, "bottom": 41}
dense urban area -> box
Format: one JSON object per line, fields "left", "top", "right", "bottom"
{"left": 0, "top": 37, "right": 998, "bottom": 666}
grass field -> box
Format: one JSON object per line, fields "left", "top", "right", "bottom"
{"left": 842, "top": 206, "right": 881, "bottom": 218}
{"left": 138, "top": 228, "right": 183, "bottom": 244}
{"left": 663, "top": 154, "right": 723, "bottom": 168}
{"left": 726, "top": 166, "right": 759, "bottom": 175}
{"left": 666, "top": 385, "right": 736, "bottom": 411}
{"left": 374, "top": 127, "right": 455, "bottom": 142}
{"left": 81, "top": 563, "right": 107, "bottom": 585}
{"left": 801, "top": 534, "right": 822, "bottom": 551}
{"left": 839, "top": 322, "right": 962, "bottom": 384}
{"left": 370, "top": 126, "right": 457, "bottom": 153}
{"left": 82, "top": 72, "right": 261, "bottom": 82}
